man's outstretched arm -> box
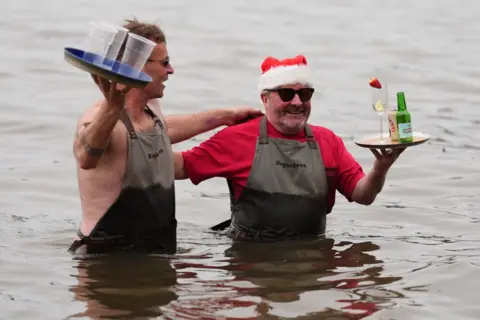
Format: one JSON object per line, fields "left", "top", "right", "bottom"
{"left": 165, "top": 107, "right": 263, "bottom": 144}
{"left": 172, "top": 128, "right": 238, "bottom": 183}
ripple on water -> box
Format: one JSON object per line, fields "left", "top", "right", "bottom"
{"left": 2, "top": 0, "right": 480, "bottom": 319}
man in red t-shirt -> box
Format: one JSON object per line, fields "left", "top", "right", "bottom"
{"left": 175, "top": 54, "right": 404, "bottom": 241}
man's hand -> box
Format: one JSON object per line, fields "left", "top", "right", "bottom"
{"left": 91, "top": 75, "right": 130, "bottom": 111}
{"left": 370, "top": 147, "right": 405, "bottom": 174}
{"left": 224, "top": 107, "right": 264, "bottom": 126}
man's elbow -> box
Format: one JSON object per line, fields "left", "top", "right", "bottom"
{"left": 350, "top": 178, "right": 377, "bottom": 205}
{"left": 356, "top": 195, "right": 376, "bottom": 206}
{"left": 74, "top": 147, "right": 99, "bottom": 170}
{"left": 77, "top": 156, "right": 98, "bottom": 170}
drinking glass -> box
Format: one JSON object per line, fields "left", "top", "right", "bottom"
{"left": 83, "top": 21, "right": 118, "bottom": 55}
{"left": 99, "top": 23, "right": 129, "bottom": 62}
{"left": 120, "top": 33, "right": 156, "bottom": 70}
{"left": 371, "top": 82, "right": 388, "bottom": 142}
{"left": 82, "top": 21, "right": 118, "bottom": 68}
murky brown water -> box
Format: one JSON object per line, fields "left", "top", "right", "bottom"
{"left": 1, "top": 0, "right": 480, "bottom": 319}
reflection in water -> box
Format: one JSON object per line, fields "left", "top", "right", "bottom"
{"left": 65, "top": 239, "right": 404, "bottom": 319}
{"left": 167, "top": 238, "right": 403, "bottom": 319}
{"left": 68, "top": 254, "right": 178, "bottom": 319}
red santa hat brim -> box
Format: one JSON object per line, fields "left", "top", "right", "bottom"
{"left": 258, "top": 55, "right": 313, "bottom": 92}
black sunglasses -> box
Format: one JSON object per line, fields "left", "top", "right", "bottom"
{"left": 147, "top": 56, "right": 170, "bottom": 67}
{"left": 267, "top": 87, "right": 314, "bottom": 102}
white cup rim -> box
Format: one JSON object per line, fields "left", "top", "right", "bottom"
{"left": 127, "top": 32, "right": 157, "bottom": 46}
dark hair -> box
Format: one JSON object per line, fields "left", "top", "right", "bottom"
{"left": 122, "top": 18, "right": 166, "bottom": 43}
{"left": 116, "top": 18, "right": 166, "bottom": 60}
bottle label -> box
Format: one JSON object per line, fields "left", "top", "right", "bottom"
{"left": 398, "top": 122, "right": 413, "bottom": 139}
{"left": 388, "top": 112, "right": 399, "bottom": 141}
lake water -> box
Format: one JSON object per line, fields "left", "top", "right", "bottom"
{"left": 1, "top": 0, "right": 480, "bottom": 319}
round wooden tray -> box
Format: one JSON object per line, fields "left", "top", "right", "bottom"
{"left": 354, "top": 132, "right": 430, "bottom": 149}
{"left": 64, "top": 47, "right": 152, "bottom": 88}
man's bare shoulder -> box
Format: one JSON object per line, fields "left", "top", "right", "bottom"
{"left": 73, "top": 100, "right": 127, "bottom": 155}
{"left": 76, "top": 100, "right": 125, "bottom": 133}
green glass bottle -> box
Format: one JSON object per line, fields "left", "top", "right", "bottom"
{"left": 396, "top": 92, "right": 413, "bottom": 143}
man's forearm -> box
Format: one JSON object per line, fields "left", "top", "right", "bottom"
{"left": 74, "top": 102, "right": 121, "bottom": 169}
{"left": 352, "top": 167, "right": 388, "bottom": 205}
{"left": 165, "top": 109, "right": 231, "bottom": 144}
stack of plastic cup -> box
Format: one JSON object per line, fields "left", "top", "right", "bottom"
{"left": 82, "top": 21, "right": 118, "bottom": 68}
{"left": 100, "top": 23, "right": 129, "bottom": 66}
{"left": 118, "top": 32, "right": 156, "bottom": 77}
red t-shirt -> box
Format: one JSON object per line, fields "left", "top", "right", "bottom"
{"left": 181, "top": 117, "right": 365, "bottom": 213}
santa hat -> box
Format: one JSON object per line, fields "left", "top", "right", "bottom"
{"left": 258, "top": 54, "right": 313, "bottom": 92}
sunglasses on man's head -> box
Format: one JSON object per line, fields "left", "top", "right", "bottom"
{"left": 267, "top": 87, "right": 315, "bottom": 102}
{"left": 147, "top": 56, "right": 170, "bottom": 67}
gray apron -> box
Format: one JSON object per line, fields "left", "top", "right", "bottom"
{"left": 226, "top": 116, "right": 328, "bottom": 241}
{"left": 68, "top": 105, "right": 176, "bottom": 254}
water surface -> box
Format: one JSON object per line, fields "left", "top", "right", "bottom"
{"left": 1, "top": 0, "right": 480, "bottom": 319}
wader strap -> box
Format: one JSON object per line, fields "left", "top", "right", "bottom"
{"left": 119, "top": 109, "right": 137, "bottom": 139}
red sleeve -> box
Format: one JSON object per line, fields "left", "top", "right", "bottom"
{"left": 334, "top": 135, "right": 365, "bottom": 201}
{"left": 181, "top": 128, "right": 238, "bottom": 185}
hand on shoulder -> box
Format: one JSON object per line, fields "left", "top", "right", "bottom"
{"left": 224, "top": 106, "right": 264, "bottom": 126}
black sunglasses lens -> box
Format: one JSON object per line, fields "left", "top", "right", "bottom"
{"left": 277, "top": 89, "right": 296, "bottom": 102}
{"left": 276, "top": 88, "right": 314, "bottom": 102}
{"left": 297, "top": 88, "right": 314, "bottom": 102}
